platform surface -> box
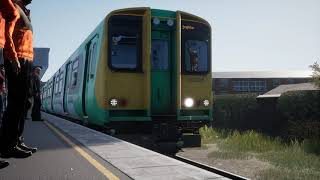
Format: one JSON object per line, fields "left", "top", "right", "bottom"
{"left": 1, "top": 113, "right": 229, "bottom": 180}
{"left": 0, "top": 119, "right": 130, "bottom": 180}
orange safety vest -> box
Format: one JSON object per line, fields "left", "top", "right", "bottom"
{"left": 0, "top": 0, "right": 20, "bottom": 60}
{"left": 0, "top": 14, "right": 5, "bottom": 48}
{"left": 12, "top": 1, "right": 33, "bottom": 60}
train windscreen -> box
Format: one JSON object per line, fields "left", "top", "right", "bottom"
{"left": 108, "top": 15, "right": 142, "bottom": 71}
{"left": 181, "top": 20, "right": 211, "bottom": 74}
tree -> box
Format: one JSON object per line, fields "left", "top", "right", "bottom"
{"left": 310, "top": 62, "right": 320, "bottom": 88}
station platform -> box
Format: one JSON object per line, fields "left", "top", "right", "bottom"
{"left": 0, "top": 113, "right": 228, "bottom": 180}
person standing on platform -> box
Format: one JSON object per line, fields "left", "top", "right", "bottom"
{"left": 0, "top": 0, "right": 37, "bottom": 159}
{"left": 0, "top": 0, "right": 19, "bottom": 168}
{"left": 31, "top": 66, "right": 42, "bottom": 121}
{"left": 0, "top": 0, "right": 17, "bottom": 168}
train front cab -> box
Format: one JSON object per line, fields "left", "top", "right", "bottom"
{"left": 98, "top": 8, "right": 212, "bottom": 146}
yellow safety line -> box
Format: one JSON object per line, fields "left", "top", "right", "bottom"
{"left": 44, "top": 121, "right": 119, "bottom": 180}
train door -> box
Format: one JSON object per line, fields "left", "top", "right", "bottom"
{"left": 151, "top": 31, "right": 174, "bottom": 115}
{"left": 63, "top": 62, "right": 71, "bottom": 114}
{"left": 83, "top": 35, "right": 99, "bottom": 117}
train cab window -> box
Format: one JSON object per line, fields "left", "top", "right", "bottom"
{"left": 184, "top": 40, "right": 208, "bottom": 72}
{"left": 108, "top": 15, "right": 142, "bottom": 71}
{"left": 181, "top": 21, "right": 210, "bottom": 74}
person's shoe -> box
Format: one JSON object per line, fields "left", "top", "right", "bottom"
{"left": 0, "top": 160, "right": 9, "bottom": 169}
{"left": 18, "top": 143, "right": 37, "bottom": 153}
{"left": 0, "top": 146, "right": 32, "bottom": 158}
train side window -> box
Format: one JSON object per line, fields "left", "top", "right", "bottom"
{"left": 71, "top": 59, "right": 79, "bottom": 87}
{"left": 58, "top": 72, "right": 64, "bottom": 93}
{"left": 90, "top": 42, "right": 97, "bottom": 76}
{"left": 108, "top": 15, "right": 142, "bottom": 71}
{"left": 55, "top": 77, "right": 59, "bottom": 94}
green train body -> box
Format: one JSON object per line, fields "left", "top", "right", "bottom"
{"left": 42, "top": 8, "right": 212, "bottom": 134}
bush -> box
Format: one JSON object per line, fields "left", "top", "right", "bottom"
{"left": 212, "top": 90, "right": 320, "bottom": 140}
{"left": 278, "top": 91, "right": 320, "bottom": 140}
{"left": 212, "top": 94, "right": 258, "bottom": 130}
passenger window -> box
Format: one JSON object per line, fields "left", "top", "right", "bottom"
{"left": 55, "top": 77, "right": 59, "bottom": 94}
{"left": 72, "top": 72, "right": 77, "bottom": 86}
{"left": 90, "top": 42, "right": 97, "bottom": 75}
{"left": 59, "top": 73, "right": 63, "bottom": 93}
{"left": 108, "top": 15, "right": 142, "bottom": 71}
{"left": 71, "top": 59, "right": 79, "bottom": 87}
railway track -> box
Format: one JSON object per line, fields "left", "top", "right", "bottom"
{"left": 173, "top": 155, "right": 249, "bottom": 180}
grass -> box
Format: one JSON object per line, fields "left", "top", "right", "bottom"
{"left": 218, "top": 130, "right": 284, "bottom": 153}
{"left": 258, "top": 168, "right": 320, "bottom": 180}
{"left": 260, "top": 141, "right": 320, "bottom": 171}
{"left": 208, "top": 151, "right": 249, "bottom": 160}
{"left": 199, "top": 125, "right": 220, "bottom": 144}
{"left": 199, "top": 126, "right": 320, "bottom": 179}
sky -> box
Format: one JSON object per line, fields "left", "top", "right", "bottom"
{"left": 28, "top": 0, "right": 320, "bottom": 81}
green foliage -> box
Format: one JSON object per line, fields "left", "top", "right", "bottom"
{"left": 303, "top": 138, "right": 320, "bottom": 155}
{"left": 212, "top": 94, "right": 258, "bottom": 129}
{"left": 199, "top": 125, "right": 220, "bottom": 144}
{"left": 259, "top": 167, "right": 320, "bottom": 180}
{"left": 212, "top": 90, "right": 320, "bottom": 140}
{"left": 200, "top": 127, "right": 320, "bottom": 179}
{"left": 310, "top": 61, "right": 320, "bottom": 88}
{"left": 278, "top": 91, "right": 320, "bottom": 140}
{"left": 260, "top": 140, "right": 320, "bottom": 171}
{"left": 218, "top": 130, "right": 283, "bottom": 153}
{"left": 278, "top": 91, "right": 320, "bottom": 121}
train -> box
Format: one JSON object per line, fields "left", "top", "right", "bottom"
{"left": 41, "top": 7, "right": 212, "bottom": 152}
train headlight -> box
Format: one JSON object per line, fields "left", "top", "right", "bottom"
{"left": 184, "top": 98, "right": 194, "bottom": 108}
{"left": 110, "top": 99, "right": 118, "bottom": 107}
{"left": 153, "top": 18, "right": 160, "bottom": 25}
{"left": 167, "top": 19, "right": 174, "bottom": 26}
{"left": 203, "top": 100, "right": 210, "bottom": 107}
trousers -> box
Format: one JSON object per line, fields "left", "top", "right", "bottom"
{"left": 0, "top": 58, "right": 31, "bottom": 150}
{"left": 31, "top": 96, "right": 41, "bottom": 121}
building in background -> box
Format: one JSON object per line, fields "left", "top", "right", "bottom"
{"left": 257, "top": 82, "right": 318, "bottom": 99}
{"left": 213, "top": 71, "right": 312, "bottom": 95}
{"left": 0, "top": 47, "right": 49, "bottom": 79}
{"left": 33, "top": 48, "right": 50, "bottom": 79}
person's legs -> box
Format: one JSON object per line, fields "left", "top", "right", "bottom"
{"left": 16, "top": 60, "right": 37, "bottom": 153}
{"left": 0, "top": 59, "right": 32, "bottom": 158}
{"left": 0, "top": 48, "right": 9, "bottom": 167}
{"left": 32, "top": 97, "right": 41, "bottom": 121}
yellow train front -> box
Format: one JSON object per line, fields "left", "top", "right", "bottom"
{"left": 42, "top": 8, "right": 212, "bottom": 152}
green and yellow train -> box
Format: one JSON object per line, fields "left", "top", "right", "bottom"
{"left": 42, "top": 7, "right": 212, "bottom": 150}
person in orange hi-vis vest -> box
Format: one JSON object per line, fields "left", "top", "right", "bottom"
{"left": 0, "top": 0, "right": 37, "bottom": 160}
{"left": 0, "top": 0, "right": 19, "bottom": 169}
